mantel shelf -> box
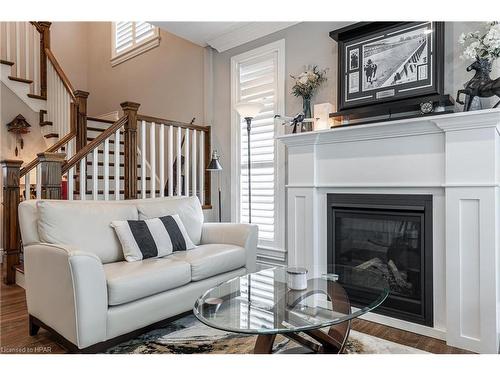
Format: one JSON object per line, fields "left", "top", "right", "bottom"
{"left": 276, "top": 108, "right": 500, "bottom": 146}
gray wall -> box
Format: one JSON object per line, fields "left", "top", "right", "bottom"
{"left": 211, "top": 21, "right": 500, "bottom": 222}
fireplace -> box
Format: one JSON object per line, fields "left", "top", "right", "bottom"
{"left": 327, "top": 194, "right": 433, "bottom": 326}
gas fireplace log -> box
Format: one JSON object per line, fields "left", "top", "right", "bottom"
{"left": 356, "top": 257, "right": 384, "bottom": 270}
{"left": 387, "top": 259, "right": 412, "bottom": 290}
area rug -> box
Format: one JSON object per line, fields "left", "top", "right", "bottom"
{"left": 106, "top": 315, "right": 426, "bottom": 354}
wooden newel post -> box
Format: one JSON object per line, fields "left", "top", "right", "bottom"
{"left": 74, "top": 90, "right": 90, "bottom": 152}
{"left": 38, "top": 22, "right": 51, "bottom": 99}
{"left": 121, "top": 101, "right": 140, "bottom": 199}
{"left": 1, "top": 160, "right": 23, "bottom": 285}
{"left": 37, "top": 152, "right": 66, "bottom": 199}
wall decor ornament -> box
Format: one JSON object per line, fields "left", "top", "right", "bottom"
{"left": 290, "top": 65, "right": 327, "bottom": 132}
{"left": 6, "top": 114, "right": 31, "bottom": 157}
{"left": 456, "top": 22, "right": 500, "bottom": 111}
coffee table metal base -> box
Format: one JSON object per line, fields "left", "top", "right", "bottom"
{"left": 253, "top": 320, "right": 351, "bottom": 354}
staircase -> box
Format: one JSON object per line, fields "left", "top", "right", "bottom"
{"left": 0, "top": 22, "right": 212, "bottom": 286}
{"left": 1, "top": 22, "right": 75, "bottom": 148}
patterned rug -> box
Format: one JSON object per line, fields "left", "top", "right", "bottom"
{"left": 106, "top": 315, "right": 426, "bottom": 354}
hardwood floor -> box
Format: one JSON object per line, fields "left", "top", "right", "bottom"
{"left": 0, "top": 275, "right": 472, "bottom": 354}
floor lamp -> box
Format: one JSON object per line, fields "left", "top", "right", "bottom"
{"left": 235, "top": 102, "right": 264, "bottom": 224}
{"left": 207, "top": 150, "right": 223, "bottom": 222}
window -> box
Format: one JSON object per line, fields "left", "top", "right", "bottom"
{"left": 231, "top": 40, "right": 286, "bottom": 263}
{"left": 111, "top": 22, "right": 160, "bottom": 66}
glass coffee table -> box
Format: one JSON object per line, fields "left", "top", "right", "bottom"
{"left": 193, "top": 265, "right": 389, "bottom": 354}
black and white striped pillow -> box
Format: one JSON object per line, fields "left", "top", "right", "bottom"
{"left": 111, "top": 214, "right": 195, "bottom": 262}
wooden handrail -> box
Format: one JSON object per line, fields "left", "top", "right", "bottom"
{"left": 45, "top": 48, "right": 77, "bottom": 101}
{"left": 20, "top": 131, "right": 76, "bottom": 178}
{"left": 137, "top": 114, "right": 210, "bottom": 132}
{"left": 62, "top": 116, "right": 128, "bottom": 174}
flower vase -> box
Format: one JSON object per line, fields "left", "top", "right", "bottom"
{"left": 301, "top": 97, "right": 312, "bottom": 132}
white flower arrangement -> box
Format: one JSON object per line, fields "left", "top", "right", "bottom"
{"left": 291, "top": 66, "right": 328, "bottom": 99}
{"left": 459, "top": 22, "right": 500, "bottom": 60}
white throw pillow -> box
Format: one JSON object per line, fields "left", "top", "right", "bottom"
{"left": 111, "top": 214, "right": 195, "bottom": 262}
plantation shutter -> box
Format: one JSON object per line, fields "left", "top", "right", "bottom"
{"left": 114, "top": 22, "right": 157, "bottom": 55}
{"left": 238, "top": 52, "right": 278, "bottom": 244}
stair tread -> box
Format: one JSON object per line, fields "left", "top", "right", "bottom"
{"left": 86, "top": 161, "right": 141, "bottom": 167}
{"left": 87, "top": 137, "right": 124, "bottom": 145}
{"left": 0, "top": 59, "right": 15, "bottom": 66}
{"left": 73, "top": 189, "right": 161, "bottom": 194}
{"left": 87, "top": 126, "right": 123, "bottom": 133}
{"left": 73, "top": 175, "right": 150, "bottom": 180}
{"left": 8, "top": 75, "right": 33, "bottom": 84}
{"left": 44, "top": 133, "right": 59, "bottom": 139}
{"left": 95, "top": 150, "right": 124, "bottom": 155}
{"left": 28, "top": 93, "right": 46, "bottom": 101}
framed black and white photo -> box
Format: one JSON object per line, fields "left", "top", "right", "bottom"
{"left": 330, "top": 22, "right": 444, "bottom": 112}
{"left": 349, "top": 49, "right": 359, "bottom": 70}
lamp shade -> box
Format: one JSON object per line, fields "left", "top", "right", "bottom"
{"left": 206, "top": 150, "right": 223, "bottom": 171}
{"left": 235, "top": 101, "right": 264, "bottom": 118}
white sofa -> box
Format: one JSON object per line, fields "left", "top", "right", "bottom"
{"left": 18, "top": 196, "right": 258, "bottom": 352}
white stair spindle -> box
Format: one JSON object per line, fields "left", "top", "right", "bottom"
{"left": 79, "top": 158, "right": 86, "bottom": 200}
{"left": 25, "top": 23, "right": 29, "bottom": 81}
{"left": 33, "top": 29, "right": 39, "bottom": 95}
{"left": 176, "top": 127, "right": 182, "bottom": 196}
{"left": 15, "top": 22, "right": 20, "bottom": 76}
{"left": 192, "top": 130, "right": 197, "bottom": 199}
{"left": 36, "top": 164, "right": 41, "bottom": 199}
{"left": 199, "top": 131, "right": 205, "bottom": 205}
{"left": 104, "top": 138, "right": 110, "bottom": 200}
{"left": 6, "top": 22, "right": 11, "bottom": 61}
{"left": 150, "top": 122, "right": 156, "bottom": 198}
{"left": 68, "top": 168, "right": 74, "bottom": 201}
{"left": 168, "top": 125, "right": 173, "bottom": 196}
{"left": 67, "top": 142, "right": 74, "bottom": 200}
{"left": 24, "top": 173, "right": 30, "bottom": 200}
{"left": 114, "top": 129, "right": 121, "bottom": 200}
{"left": 92, "top": 148, "right": 98, "bottom": 200}
{"left": 141, "top": 120, "right": 146, "bottom": 199}
{"left": 184, "top": 128, "right": 190, "bottom": 196}
{"left": 159, "top": 125, "right": 165, "bottom": 198}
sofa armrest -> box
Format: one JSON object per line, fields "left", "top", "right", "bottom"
{"left": 24, "top": 243, "right": 108, "bottom": 349}
{"left": 201, "top": 223, "right": 258, "bottom": 272}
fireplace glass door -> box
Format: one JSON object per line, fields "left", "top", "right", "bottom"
{"left": 335, "top": 211, "right": 422, "bottom": 301}
{"left": 327, "top": 194, "right": 433, "bottom": 326}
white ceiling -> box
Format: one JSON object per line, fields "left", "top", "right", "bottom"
{"left": 153, "top": 22, "right": 298, "bottom": 52}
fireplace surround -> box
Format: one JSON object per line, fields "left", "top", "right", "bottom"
{"left": 277, "top": 109, "right": 500, "bottom": 353}
{"left": 326, "top": 193, "right": 433, "bottom": 326}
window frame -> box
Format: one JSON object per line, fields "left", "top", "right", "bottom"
{"left": 111, "top": 22, "right": 160, "bottom": 67}
{"left": 230, "top": 39, "right": 286, "bottom": 263}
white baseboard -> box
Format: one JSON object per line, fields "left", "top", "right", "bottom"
{"left": 355, "top": 309, "right": 446, "bottom": 341}
{"left": 315, "top": 297, "right": 446, "bottom": 341}
{"left": 16, "top": 269, "right": 25, "bottom": 289}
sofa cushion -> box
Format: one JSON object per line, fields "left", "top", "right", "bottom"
{"left": 136, "top": 196, "right": 204, "bottom": 245}
{"left": 37, "top": 200, "right": 138, "bottom": 264}
{"left": 104, "top": 258, "right": 191, "bottom": 306}
{"left": 169, "top": 244, "right": 246, "bottom": 281}
{"left": 111, "top": 215, "right": 195, "bottom": 262}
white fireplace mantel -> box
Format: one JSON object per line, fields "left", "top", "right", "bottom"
{"left": 277, "top": 109, "right": 500, "bottom": 354}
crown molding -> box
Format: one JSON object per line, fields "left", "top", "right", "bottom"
{"left": 208, "top": 22, "right": 298, "bottom": 52}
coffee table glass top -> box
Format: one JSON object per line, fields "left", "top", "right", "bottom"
{"left": 193, "top": 266, "right": 389, "bottom": 335}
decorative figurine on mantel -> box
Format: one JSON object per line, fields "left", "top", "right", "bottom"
{"left": 456, "top": 22, "right": 500, "bottom": 111}
{"left": 290, "top": 65, "right": 328, "bottom": 132}
{"left": 274, "top": 113, "right": 315, "bottom": 134}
